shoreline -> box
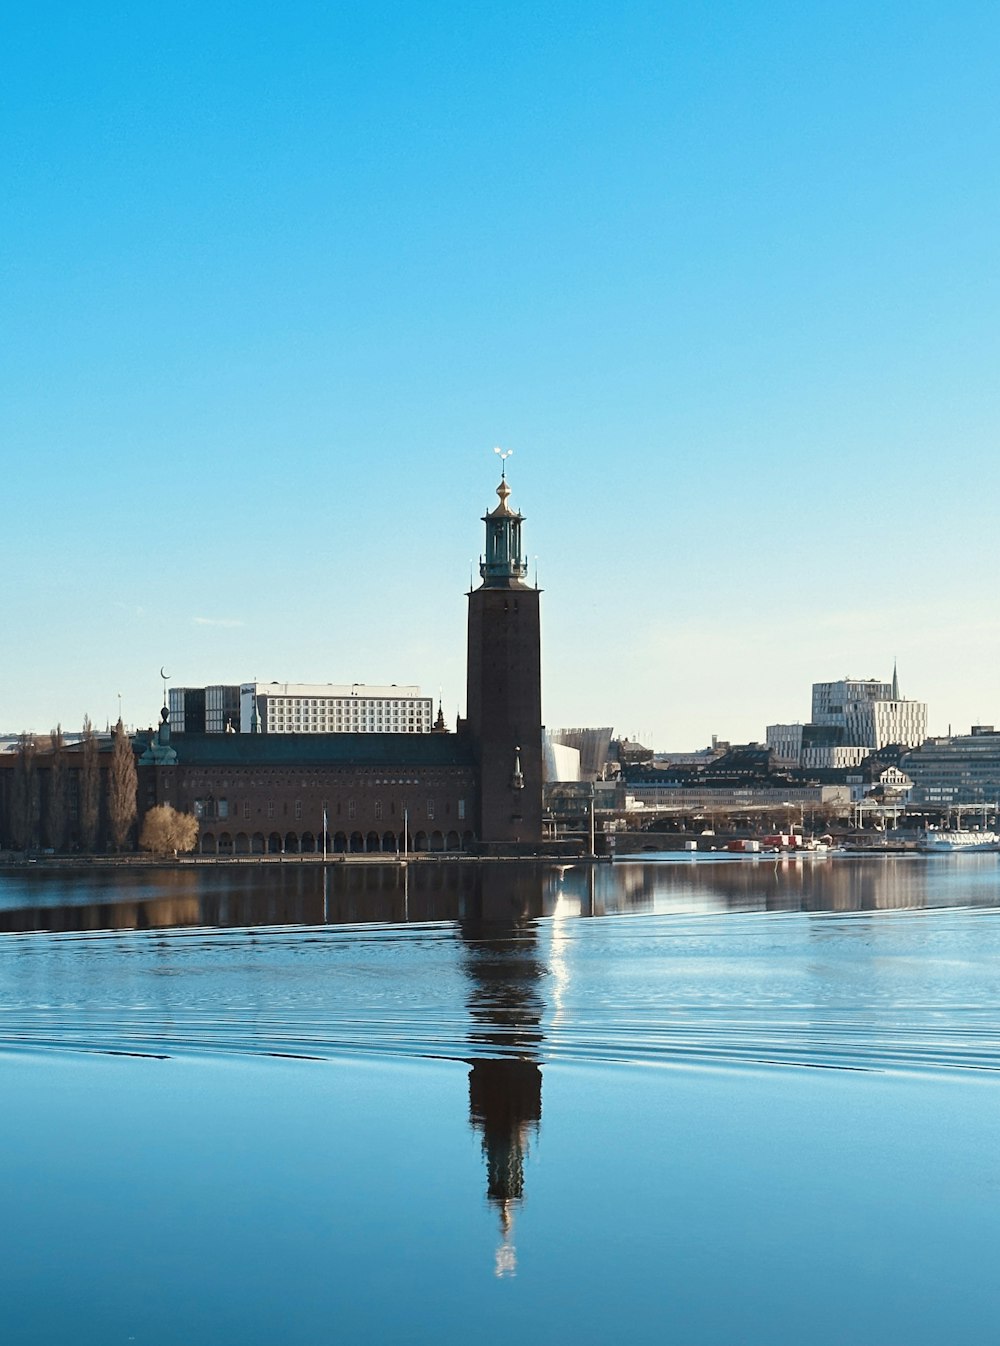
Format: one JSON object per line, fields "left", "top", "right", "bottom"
{"left": 0, "top": 851, "right": 608, "bottom": 870}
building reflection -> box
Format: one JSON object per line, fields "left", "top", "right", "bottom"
{"left": 593, "top": 853, "right": 1000, "bottom": 915}
{"left": 458, "top": 865, "right": 547, "bottom": 1277}
{"left": 0, "top": 862, "right": 472, "bottom": 933}
{"left": 4, "top": 852, "right": 999, "bottom": 937}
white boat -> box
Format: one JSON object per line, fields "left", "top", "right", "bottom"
{"left": 918, "top": 829, "right": 1000, "bottom": 853}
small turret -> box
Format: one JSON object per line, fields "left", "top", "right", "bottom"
{"left": 140, "top": 704, "right": 178, "bottom": 765}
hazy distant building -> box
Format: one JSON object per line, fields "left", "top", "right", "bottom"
{"left": 616, "top": 738, "right": 654, "bottom": 768}
{"left": 902, "top": 727, "right": 1000, "bottom": 806}
{"left": 804, "top": 743, "right": 870, "bottom": 770}
{"left": 652, "top": 740, "right": 729, "bottom": 770}
{"left": 606, "top": 780, "right": 851, "bottom": 813}
{"left": 766, "top": 723, "right": 868, "bottom": 769}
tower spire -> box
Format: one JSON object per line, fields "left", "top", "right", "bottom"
{"left": 892, "top": 659, "right": 900, "bottom": 700}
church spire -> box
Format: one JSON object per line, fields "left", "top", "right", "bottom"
{"left": 892, "top": 659, "right": 900, "bottom": 700}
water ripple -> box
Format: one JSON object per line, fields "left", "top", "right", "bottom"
{"left": 4, "top": 909, "right": 1000, "bottom": 1075}
{"left": 2, "top": 1001, "right": 1000, "bottom": 1075}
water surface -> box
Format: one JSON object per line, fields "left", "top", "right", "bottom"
{"left": 2, "top": 856, "right": 999, "bottom": 1345}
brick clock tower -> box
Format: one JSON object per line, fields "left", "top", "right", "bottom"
{"left": 466, "top": 462, "right": 543, "bottom": 849}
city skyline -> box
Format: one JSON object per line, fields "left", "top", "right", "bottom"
{"left": 4, "top": 3, "right": 999, "bottom": 746}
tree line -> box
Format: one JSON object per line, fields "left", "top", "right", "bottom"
{"left": 2, "top": 718, "right": 197, "bottom": 856}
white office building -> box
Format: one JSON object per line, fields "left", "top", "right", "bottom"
{"left": 240, "top": 683, "right": 434, "bottom": 735}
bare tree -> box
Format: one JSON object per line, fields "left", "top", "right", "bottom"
{"left": 139, "top": 804, "right": 200, "bottom": 857}
{"left": 10, "top": 734, "right": 40, "bottom": 850}
{"left": 79, "top": 716, "right": 101, "bottom": 851}
{"left": 108, "top": 718, "right": 137, "bottom": 851}
{"left": 44, "top": 725, "right": 68, "bottom": 851}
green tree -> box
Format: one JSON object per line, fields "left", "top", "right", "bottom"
{"left": 79, "top": 716, "right": 101, "bottom": 851}
{"left": 139, "top": 804, "right": 200, "bottom": 857}
{"left": 44, "top": 725, "right": 68, "bottom": 851}
{"left": 108, "top": 718, "right": 137, "bottom": 851}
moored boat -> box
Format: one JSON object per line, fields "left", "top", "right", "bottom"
{"left": 917, "top": 829, "right": 1000, "bottom": 853}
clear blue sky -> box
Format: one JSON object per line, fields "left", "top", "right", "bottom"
{"left": 3, "top": 1, "right": 998, "bottom": 746}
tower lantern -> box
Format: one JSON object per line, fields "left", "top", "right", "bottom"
{"left": 480, "top": 474, "right": 529, "bottom": 586}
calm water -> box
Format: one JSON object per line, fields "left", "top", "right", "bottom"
{"left": 3, "top": 855, "right": 1000, "bottom": 1345}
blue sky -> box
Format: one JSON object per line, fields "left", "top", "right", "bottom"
{"left": 2, "top": 1, "right": 998, "bottom": 746}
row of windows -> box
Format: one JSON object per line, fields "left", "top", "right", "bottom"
{"left": 268, "top": 697, "right": 428, "bottom": 706}
{"left": 181, "top": 770, "right": 468, "bottom": 789}
{"left": 192, "top": 798, "right": 465, "bottom": 821}
{"left": 267, "top": 722, "right": 427, "bottom": 735}
{"left": 269, "top": 707, "right": 426, "bottom": 717}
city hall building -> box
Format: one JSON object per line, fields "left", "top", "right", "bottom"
{"left": 136, "top": 468, "right": 544, "bottom": 855}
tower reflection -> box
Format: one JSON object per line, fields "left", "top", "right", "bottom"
{"left": 459, "top": 865, "right": 547, "bottom": 1277}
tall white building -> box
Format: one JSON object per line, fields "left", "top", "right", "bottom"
{"left": 770, "top": 668, "right": 928, "bottom": 765}
{"left": 811, "top": 669, "right": 926, "bottom": 750}
{"left": 239, "top": 683, "right": 434, "bottom": 735}
{"left": 811, "top": 679, "right": 893, "bottom": 726}
{"left": 845, "top": 697, "right": 927, "bottom": 751}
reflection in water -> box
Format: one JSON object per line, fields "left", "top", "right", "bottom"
{"left": 594, "top": 852, "right": 1000, "bottom": 914}
{"left": 459, "top": 867, "right": 547, "bottom": 1276}
{"left": 0, "top": 864, "right": 462, "bottom": 932}
{"left": 5, "top": 864, "right": 1000, "bottom": 1346}
{"left": 4, "top": 856, "right": 1000, "bottom": 1291}
{"left": 3, "top": 853, "right": 999, "bottom": 936}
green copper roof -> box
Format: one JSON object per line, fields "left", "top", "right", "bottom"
{"left": 164, "top": 731, "right": 476, "bottom": 769}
